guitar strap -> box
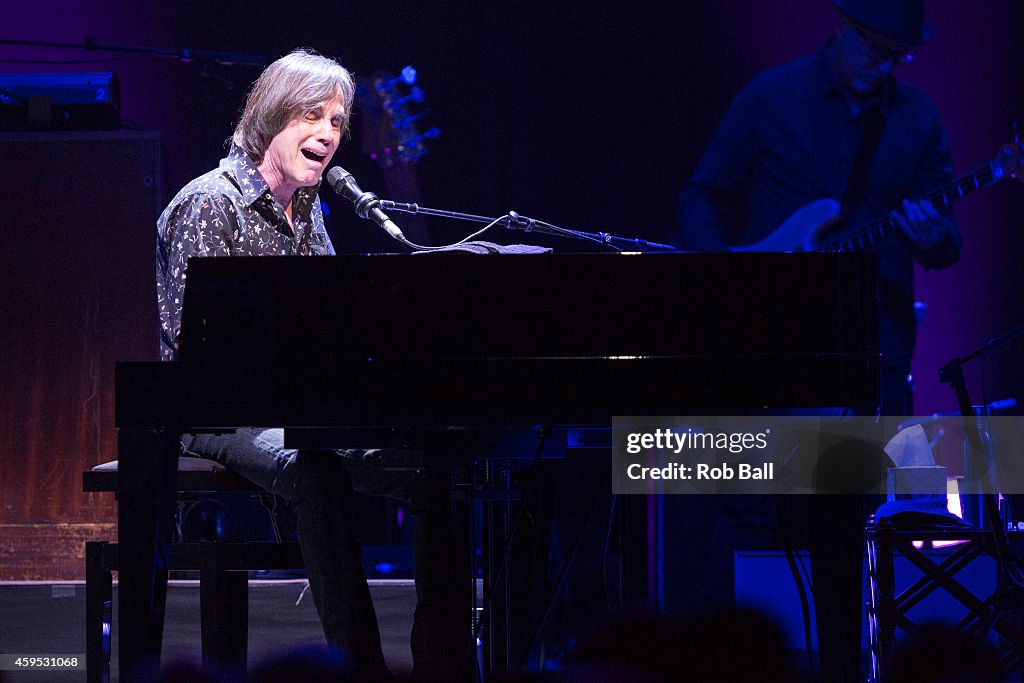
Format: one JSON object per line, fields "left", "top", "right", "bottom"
{"left": 840, "top": 105, "right": 885, "bottom": 215}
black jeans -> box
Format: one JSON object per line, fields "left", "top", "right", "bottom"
{"left": 181, "top": 429, "right": 471, "bottom": 680}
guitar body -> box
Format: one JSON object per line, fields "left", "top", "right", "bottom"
{"left": 729, "top": 138, "right": 1022, "bottom": 253}
{"left": 732, "top": 198, "right": 842, "bottom": 252}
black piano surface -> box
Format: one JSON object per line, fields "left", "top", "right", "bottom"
{"left": 113, "top": 252, "right": 878, "bottom": 680}
{"left": 118, "top": 252, "right": 879, "bottom": 430}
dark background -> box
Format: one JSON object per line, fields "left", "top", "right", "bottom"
{"left": 2, "top": 1, "right": 1023, "bottom": 573}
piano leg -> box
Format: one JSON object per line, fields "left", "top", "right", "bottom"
{"left": 116, "top": 427, "right": 180, "bottom": 681}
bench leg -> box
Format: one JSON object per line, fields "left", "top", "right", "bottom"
{"left": 86, "top": 541, "right": 113, "bottom": 683}
{"left": 200, "top": 543, "right": 249, "bottom": 674}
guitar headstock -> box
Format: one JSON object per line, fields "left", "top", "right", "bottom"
{"left": 993, "top": 123, "right": 1024, "bottom": 183}
{"left": 356, "top": 66, "right": 440, "bottom": 170}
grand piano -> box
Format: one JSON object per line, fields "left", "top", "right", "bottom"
{"left": 114, "top": 252, "right": 878, "bottom": 679}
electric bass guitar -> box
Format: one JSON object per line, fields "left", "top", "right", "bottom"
{"left": 733, "top": 138, "right": 1023, "bottom": 252}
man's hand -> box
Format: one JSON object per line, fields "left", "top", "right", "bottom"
{"left": 890, "top": 198, "right": 956, "bottom": 249}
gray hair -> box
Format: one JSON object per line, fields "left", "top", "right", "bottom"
{"left": 233, "top": 48, "right": 355, "bottom": 163}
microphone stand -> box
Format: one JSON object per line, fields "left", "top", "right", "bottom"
{"left": 938, "top": 321, "right": 1024, "bottom": 588}
{"left": 379, "top": 199, "right": 678, "bottom": 251}
{"left": 0, "top": 37, "right": 266, "bottom": 67}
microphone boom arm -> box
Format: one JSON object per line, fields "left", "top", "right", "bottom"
{"left": 379, "top": 200, "right": 677, "bottom": 251}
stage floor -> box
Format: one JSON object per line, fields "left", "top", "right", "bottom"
{"left": 0, "top": 579, "right": 416, "bottom": 681}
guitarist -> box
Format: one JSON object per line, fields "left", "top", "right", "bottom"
{"left": 675, "top": 1, "right": 960, "bottom": 681}
{"left": 677, "top": 0, "right": 960, "bottom": 417}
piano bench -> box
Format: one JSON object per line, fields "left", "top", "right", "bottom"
{"left": 84, "top": 458, "right": 304, "bottom": 682}
{"left": 83, "top": 456, "right": 269, "bottom": 494}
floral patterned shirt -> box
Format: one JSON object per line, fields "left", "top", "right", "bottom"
{"left": 156, "top": 144, "right": 335, "bottom": 360}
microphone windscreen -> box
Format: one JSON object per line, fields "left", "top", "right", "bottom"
{"left": 325, "top": 166, "right": 348, "bottom": 193}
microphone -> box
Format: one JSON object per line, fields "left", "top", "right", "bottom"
{"left": 325, "top": 166, "right": 409, "bottom": 245}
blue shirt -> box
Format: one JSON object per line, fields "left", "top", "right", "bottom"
{"left": 677, "top": 43, "right": 960, "bottom": 366}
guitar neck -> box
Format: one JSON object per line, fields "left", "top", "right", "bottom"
{"left": 825, "top": 159, "right": 1003, "bottom": 252}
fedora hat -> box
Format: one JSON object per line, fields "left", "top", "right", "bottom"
{"left": 833, "top": 0, "right": 932, "bottom": 44}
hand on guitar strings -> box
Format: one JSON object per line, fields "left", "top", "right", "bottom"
{"left": 890, "top": 198, "right": 959, "bottom": 250}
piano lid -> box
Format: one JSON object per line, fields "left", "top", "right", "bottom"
{"left": 109, "top": 253, "right": 882, "bottom": 429}
{"left": 178, "top": 252, "right": 878, "bottom": 364}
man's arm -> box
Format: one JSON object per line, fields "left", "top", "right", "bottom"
{"left": 895, "top": 106, "right": 962, "bottom": 270}
{"left": 157, "top": 193, "right": 238, "bottom": 360}
{"left": 676, "top": 86, "right": 762, "bottom": 251}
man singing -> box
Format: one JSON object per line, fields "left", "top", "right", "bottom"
{"left": 157, "top": 49, "right": 468, "bottom": 681}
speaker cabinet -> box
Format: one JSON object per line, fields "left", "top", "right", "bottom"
{"left": 0, "top": 131, "right": 161, "bottom": 572}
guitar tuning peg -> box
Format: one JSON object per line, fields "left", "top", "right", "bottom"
{"left": 418, "top": 126, "right": 441, "bottom": 141}
{"left": 379, "top": 66, "right": 418, "bottom": 91}
{"left": 393, "top": 86, "right": 425, "bottom": 106}
{"left": 393, "top": 110, "right": 430, "bottom": 130}
{"left": 406, "top": 127, "right": 441, "bottom": 148}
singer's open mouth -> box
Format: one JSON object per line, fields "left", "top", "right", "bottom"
{"left": 301, "top": 149, "right": 326, "bottom": 162}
